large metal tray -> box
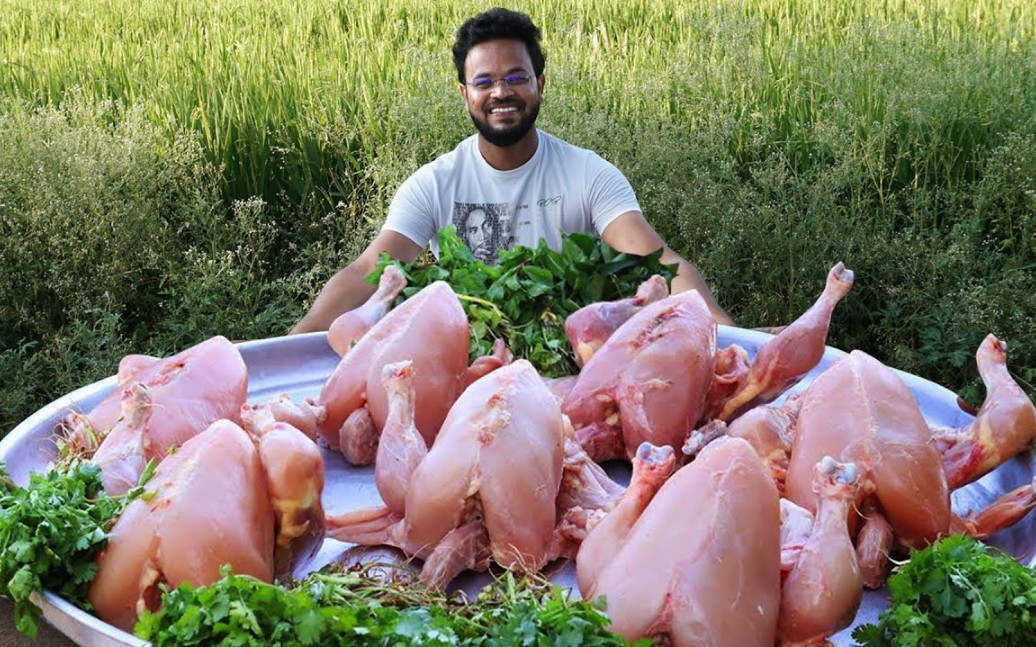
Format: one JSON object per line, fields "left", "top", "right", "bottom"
{"left": 1, "top": 328, "right": 1033, "bottom": 646}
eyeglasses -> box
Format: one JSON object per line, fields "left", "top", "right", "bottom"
{"left": 465, "top": 73, "right": 532, "bottom": 91}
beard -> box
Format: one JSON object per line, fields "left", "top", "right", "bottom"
{"left": 469, "top": 99, "right": 541, "bottom": 147}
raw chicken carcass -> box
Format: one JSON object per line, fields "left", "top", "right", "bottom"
{"left": 564, "top": 289, "right": 717, "bottom": 462}
{"left": 77, "top": 336, "right": 248, "bottom": 494}
{"left": 787, "top": 337, "right": 1036, "bottom": 549}
{"left": 566, "top": 263, "right": 853, "bottom": 462}
{"left": 327, "top": 359, "right": 567, "bottom": 588}
{"left": 66, "top": 336, "right": 246, "bottom": 453}
{"left": 88, "top": 416, "right": 324, "bottom": 631}
{"left": 62, "top": 353, "right": 160, "bottom": 453}
{"left": 316, "top": 281, "right": 469, "bottom": 464}
{"left": 784, "top": 348, "right": 951, "bottom": 548}
{"left": 578, "top": 436, "right": 782, "bottom": 646}
{"left": 723, "top": 335, "right": 1036, "bottom": 586}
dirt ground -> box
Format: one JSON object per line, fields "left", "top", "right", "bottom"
{"left": 0, "top": 597, "right": 77, "bottom": 646}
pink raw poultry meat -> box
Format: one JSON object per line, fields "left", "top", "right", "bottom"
{"left": 563, "top": 289, "right": 717, "bottom": 461}
{"left": 564, "top": 263, "right": 852, "bottom": 463}
{"left": 708, "top": 262, "right": 855, "bottom": 421}
{"left": 328, "top": 359, "right": 566, "bottom": 588}
{"left": 937, "top": 334, "right": 1036, "bottom": 489}
{"left": 778, "top": 458, "right": 864, "bottom": 644}
{"left": 696, "top": 334, "right": 1036, "bottom": 590}
{"left": 564, "top": 274, "right": 668, "bottom": 367}
{"left": 88, "top": 417, "right": 324, "bottom": 631}
{"left": 578, "top": 436, "right": 781, "bottom": 645}
{"left": 783, "top": 349, "right": 952, "bottom": 549}
{"left": 327, "top": 264, "right": 408, "bottom": 356}
{"left": 316, "top": 281, "right": 469, "bottom": 464}
{"left": 68, "top": 336, "right": 246, "bottom": 448}
{"left": 78, "top": 336, "right": 248, "bottom": 494}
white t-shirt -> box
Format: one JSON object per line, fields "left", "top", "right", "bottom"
{"left": 383, "top": 130, "right": 641, "bottom": 264}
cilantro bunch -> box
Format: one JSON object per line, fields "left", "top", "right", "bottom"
{"left": 373, "top": 227, "right": 676, "bottom": 378}
{"left": 0, "top": 459, "right": 125, "bottom": 638}
{"left": 136, "top": 566, "right": 640, "bottom": 646}
{"left": 853, "top": 534, "right": 1036, "bottom": 646}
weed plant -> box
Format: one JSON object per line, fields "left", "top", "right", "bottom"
{"left": 0, "top": 0, "right": 1034, "bottom": 433}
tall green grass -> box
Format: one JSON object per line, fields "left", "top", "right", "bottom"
{"left": 1, "top": 0, "right": 1034, "bottom": 432}
{"left": 3, "top": 0, "right": 1032, "bottom": 206}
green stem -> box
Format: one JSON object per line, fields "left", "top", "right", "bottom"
{"left": 455, "top": 293, "right": 505, "bottom": 317}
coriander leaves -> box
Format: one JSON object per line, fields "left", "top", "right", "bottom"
{"left": 853, "top": 534, "right": 1036, "bottom": 646}
{"left": 0, "top": 460, "right": 123, "bottom": 638}
{"left": 373, "top": 227, "right": 676, "bottom": 378}
{"left": 136, "top": 566, "right": 639, "bottom": 646}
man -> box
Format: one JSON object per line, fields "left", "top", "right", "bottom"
{"left": 291, "top": 7, "right": 734, "bottom": 334}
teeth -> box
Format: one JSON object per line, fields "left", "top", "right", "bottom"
{"left": 490, "top": 107, "right": 519, "bottom": 114}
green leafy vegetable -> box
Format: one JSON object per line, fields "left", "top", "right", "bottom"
{"left": 136, "top": 565, "right": 644, "bottom": 646}
{"left": 0, "top": 458, "right": 151, "bottom": 638}
{"left": 373, "top": 227, "right": 677, "bottom": 377}
{"left": 852, "top": 534, "right": 1036, "bottom": 646}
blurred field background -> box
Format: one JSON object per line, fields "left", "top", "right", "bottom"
{"left": 1, "top": 0, "right": 1034, "bottom": 435}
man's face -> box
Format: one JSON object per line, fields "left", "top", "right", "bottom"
{"left": 460, "top": 39, "right": 544, "bottom": 148}
{"left": 466, "top": 208, "right": 492, "bottom": 257}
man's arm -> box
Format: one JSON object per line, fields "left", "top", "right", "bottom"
{"left": 290, "top": 230, "right": 423, "bottom": 334}
{"left": 601, "top": 211, "right": 735, "bottom": 326}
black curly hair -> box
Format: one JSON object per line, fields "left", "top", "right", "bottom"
{"left": 452, "top": 8, "right": 546, "bottom": 84}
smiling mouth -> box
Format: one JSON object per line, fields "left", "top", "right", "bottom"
{"left": 488, "top": 105, "right": 521, "bottom": 116}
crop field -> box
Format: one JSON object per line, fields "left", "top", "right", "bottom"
{"left": 1, "top": 0, "right": 1034, "bottom": 434}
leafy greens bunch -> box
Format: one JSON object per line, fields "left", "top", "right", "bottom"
{"left": 372, "top": 227, "right": 677, "bottom": 378}
{"left": 136, "top": 565, "right": 643, "bottom": 646}
{"left": 853, "top": 534, "right": 1036, "bottom": 646}
{"left": 0, "top": 458, "right": 148, "bottom": 638}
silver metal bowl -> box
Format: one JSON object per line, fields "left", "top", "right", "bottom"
{"left": 1, "top": 329, "right": 1032, "bottom": 646}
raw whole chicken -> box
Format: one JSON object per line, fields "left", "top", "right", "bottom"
{"left": 327, "top": 264, "right": 407, "bottom": 356}
{"left": 326, "top": 359, "right": 566, "bottom": 588}
{"left": 784, "top": 348, "right": 951, "bottom": 548}
{"left": 787, "top": 335, "right": 1036, "bottom": 550}
{"left": 328, "top": 358, "right": 671, "bottom": 588}
{"left": 564, "top": 289, "right": 717, "bottom": 462}
{"left": 566, "top": 263, "right": 853, "bottom": 462}
{"left": 702, "top": 334, "right": 1036, "bottom": 588}
{"left": 78, "top": 336, "right": 248, "bottom": 494}
{"left": 88, "top": 415, "right": 324, "bottom": 632}
{"left": 578, "top": 436, "right": 782, "bottom": 646}
{"left": 62, "top": 353, "right": 160, "bottom": 453}
{"left": 316, "top": 281, "right": 469, "bottom": 464}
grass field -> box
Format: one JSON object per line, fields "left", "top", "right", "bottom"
{"left": 1, "top": 0, "right": 1034, "bottom": 433}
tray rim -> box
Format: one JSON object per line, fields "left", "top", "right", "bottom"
{"left": 0, "top": 329, "right": 1010, "bottom": 646}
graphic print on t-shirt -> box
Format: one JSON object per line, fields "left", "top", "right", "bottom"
{"left": 453, "top": 202, "right": 513, "bottom": 265}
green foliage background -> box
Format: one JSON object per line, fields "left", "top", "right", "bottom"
{"left": 1, "top": 0, "right": 1034, "bottom": 434}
